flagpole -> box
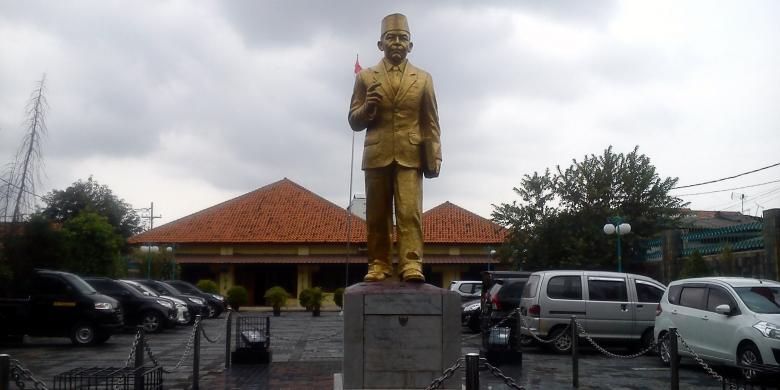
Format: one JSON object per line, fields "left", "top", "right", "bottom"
{"left": 345, "top": 131, "right": 355, "bottom": 290}
{"left": 345, "top": 54, "right": 361, "bottom": 290}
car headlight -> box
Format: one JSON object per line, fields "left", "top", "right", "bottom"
{"left": 156, "top": 299, "right": 173, "bottom": 309}
{"left": 188, "top": 297, "right": 205, "bottom": 305}
{"left": 753, "top": 321, "right": 780, "bottom": 340}
{"left": 94, "top": 302, "right": 113, "bottom": 310}
{"left": 211, "top": 294, "right": 224, "bottom": 301}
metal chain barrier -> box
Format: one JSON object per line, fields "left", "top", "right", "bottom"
{"left": 462, "top": 307, "right": 524, "bottom": 341}
{"left": 676, "top": 331, "right": 738, "bottom": 390}
{"left": 9, "top": 358, "right": 49, "bottom": 390}
{"left": 518, "top": 315, "right": 571, "bottom": 344}
{"left": 574, "top": 320, "right": 664, "bottom": 359}
{"left": 123, "top": 328, "right": 143, "bottom": 367}
{"left": 145, "top": 316, "right": 201, "bottom": 373}
{"left": 424, "top": 358, "right": 464, "bottom": 390}
{"left": 480, "top": 357, "right": 527, "bottom": 389}
{"left": 201, "top": 310, "right": 232, "bottom": 343}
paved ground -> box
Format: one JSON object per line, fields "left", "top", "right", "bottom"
{"left": 1, "top": 310, "right": 775, "bottom": 389}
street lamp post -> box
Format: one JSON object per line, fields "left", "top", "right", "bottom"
{"left": 603, "top": 218, "right": 631, "bottom": 273}
{"left": 488, "top": 249, "right": 496, "bottom": 271}
{"left": 166, "top": 246, "right": 176, "bottom": 280}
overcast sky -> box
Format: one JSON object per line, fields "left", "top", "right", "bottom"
{"left": 1, "top": 0, "right": 779, "bottom": 228}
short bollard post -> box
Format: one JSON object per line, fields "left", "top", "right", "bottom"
{"left": 135, "top": 327, "right": 145, "bottom": 390}
{"left": 515, "top": 310, "right": 523, "bottom": 369}
{"left": 670, "top": 328, "right": 679, "bottom": 390}
{"left": 571, "top": 316, "right": 578, "bottom": 388}
{"left": 193, "top": 315, "right": 202, "bottom": 390}
{"left": 265, "top": 316, "right": 271, "bottom": 347}
{"left": 1, "top": 354, "right": 10, "bottom": 390}
{"left": 465, "top": 353, "right": 480, "bottom": 390}
{"left": 225, "top": 309, "right": 232, "bottom": 369}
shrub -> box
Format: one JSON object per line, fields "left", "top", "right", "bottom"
{"left": 299, "top": 288, "right": 314, "bottom": 311}
{"left": 226, "top": 285, "right": 249, "bottom": 311}
{"left": 196, "top": 279, "right": 219, "bottom": 294}
{"left": 308, "top": 287, "right": 324, "bottom": 310}
{"left": 333, "top": 288, "right": 345, "bottom": 308}
{"left": 264, "top": 286, "right": 291, "bottom": 309}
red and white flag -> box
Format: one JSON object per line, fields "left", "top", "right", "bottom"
{"left": 354, "top": 54, "right": 362, "bottom": 74}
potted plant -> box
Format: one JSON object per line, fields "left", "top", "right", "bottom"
{"left": 299, "top": 288, "right": 314, "bottom": 311}
{"left": 264, "top": 286, "right": 290, "bottom": 316}
{"left": 226, "top": 285, "right": 248, "bottom": 312}
{"left": 196, "top": 279, "right": 219, "bottom": 294}
{"left": 333, "top": 288, "right": 345, "bottom": 309}
{"left": 309, "top": 287, "right": 324, "bottom": 317}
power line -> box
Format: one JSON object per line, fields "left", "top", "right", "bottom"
{"left": 673, "top": 178, "right": 780, "bottom": 196}
{"left": 672, "top": 162, "right": 780, "bottom": 190}
{"left": 0, "top": 175, "right": 45, "bottom": 200}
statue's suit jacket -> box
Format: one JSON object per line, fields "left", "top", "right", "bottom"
{"left": 348, "top": 60, "right": 441, "bottom": 175}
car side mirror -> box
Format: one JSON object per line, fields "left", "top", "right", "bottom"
{"left": 715, "top": 304, "right": 732, "bottom": 315}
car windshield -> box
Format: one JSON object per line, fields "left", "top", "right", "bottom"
{"left": 171, "top": 281, "right": 198, "bottom": 294}
{"left": 61, "top": 273, "right": 97, "bottom": 295}
{"left": 734, "top": 286, "right": 780, "bottom": 314}
{"left": 156, "top": 282, "right": 183, "bottom": 296}
{"left": 122, "top": 280, "right": 159, "bottom": 297}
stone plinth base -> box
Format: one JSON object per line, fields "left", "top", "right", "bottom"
{"left": 341, "top": 281, "right": 460, "bottom": 389}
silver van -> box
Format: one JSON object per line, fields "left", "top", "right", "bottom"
{"left": 518, "top": 270, "right": 665, "bottom": 353}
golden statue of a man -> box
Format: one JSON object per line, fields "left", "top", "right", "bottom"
{"left": 348, "top": 13, "right": 442, "bottom": 283}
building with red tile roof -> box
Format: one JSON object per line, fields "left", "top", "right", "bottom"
{"left": 128, "top": 178, "right": 507, "bottom": 305}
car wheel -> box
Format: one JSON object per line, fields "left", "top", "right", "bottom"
{"left": 738, "top": 343, "right": 763, "bottom": 382}
{"left": 637, "top": 328, "right": 655, "bottom": 355}
{"left": 548, "top": 326, "right": 572, "bottom": 354}
{"left": 207, "top": 304, "right": 217, "bottom": 319}
{"left": 142, "top": 311, "right": 164, "bottom": 333}
{"left": 70, "top": 322, "right": 96, "bottom": 346}
{"left": 658, "top": 331, "right": 680, "bottom": 366}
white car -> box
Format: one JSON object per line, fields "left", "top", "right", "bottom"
{"left": 449, "top": 280, "right": 482, "bottom": 301}
{"left": 654, "top": 277, "right": 780, "bottom": 380}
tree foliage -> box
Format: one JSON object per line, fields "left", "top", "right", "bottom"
{"left": 61, "top": 211, "right": 124, "bottom": 277}
{"left": 492, "top": 146, "right": 688, "bottom": 271}
{"left": 679, "top": 250, "right": 711, "bottom": 278}
{"left": 40, "top": 176, "right": 143, "bottom": 242}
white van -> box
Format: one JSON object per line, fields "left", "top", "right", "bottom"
{"left": 519, "top": 270, "right": 665, "bottom": 353}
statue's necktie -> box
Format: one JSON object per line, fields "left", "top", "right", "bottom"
{"left": 390, "top": 67, "right": 402, "bottom": 93}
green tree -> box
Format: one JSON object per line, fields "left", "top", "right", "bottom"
{"left": 40, "top": 177, "right": 143, "bottom": 243}
{"left": 0, "top": 215, "right": 66, "bottom": 292}
{"left": 61, "top": 211, "right": 124, "bottom": 277}
{"left": 492, "top": 146, "right": 688, "bottom": 270}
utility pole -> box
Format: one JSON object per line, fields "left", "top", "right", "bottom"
{"left": 137, "top": 202, "right": 162, "bottom": 278}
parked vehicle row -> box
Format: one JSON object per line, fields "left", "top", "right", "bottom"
{"left": 461, "top": 269, "right": 780, "bottom": 381}
{"left": 0, "top": 269, "right": 226, "bottom": 345}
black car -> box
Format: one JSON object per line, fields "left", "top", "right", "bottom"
{"left": 0, "top": 269, "right": 123, "bottom": 345}
{"left": 461, "top": 299, "right": 481, "bottom": 333}
{"left": 479, "top": 271, "right": 532, "bottom": 355}
{"left": 133, "top": 280, "right": 209, "bottom": 323}
{"left": 84, "top": 277, "right": 177, "bottom": 333}
{"left": 164, "top": 280, "right": 226, "bottom": 318}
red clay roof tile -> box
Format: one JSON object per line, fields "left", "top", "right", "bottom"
{"left": 128, "top": 179, "right": 507, "bottom": 245}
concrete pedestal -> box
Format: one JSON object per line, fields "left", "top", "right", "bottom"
{"left": 339, "top": 281, "right": 461, "bottom": 389}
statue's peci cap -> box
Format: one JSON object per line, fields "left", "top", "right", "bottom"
{"left": 381, "top": 13, "right": 409, "bottom": 36}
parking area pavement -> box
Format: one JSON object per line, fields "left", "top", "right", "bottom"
{"left": 1, "top": 310, "right": 770, "bottom": 389}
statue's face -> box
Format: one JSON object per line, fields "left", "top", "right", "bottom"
{"left": 378, "top": 30, "right": 412, "bottom": 65}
